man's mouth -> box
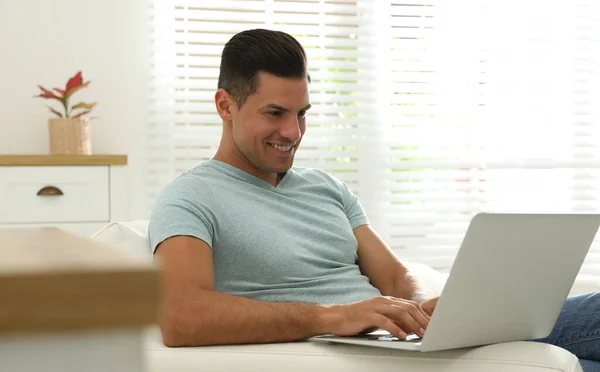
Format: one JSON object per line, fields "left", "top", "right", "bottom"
{"left": 268, "top": 143, "right": 294, "bottom": 152}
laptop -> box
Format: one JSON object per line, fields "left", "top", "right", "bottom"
{"left": 310, "top": 212, "right": 600, "bottom": 352}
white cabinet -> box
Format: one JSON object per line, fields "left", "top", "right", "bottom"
{"left": 0, "top": 155, "right": 128, "bottom": 237}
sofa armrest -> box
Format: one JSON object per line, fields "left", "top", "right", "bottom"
{"left": 142, "top": 327, "right": 582, "bottom": 372}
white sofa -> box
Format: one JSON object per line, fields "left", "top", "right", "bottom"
{"left": 92, "top": 221, "right": 600, "bottom": 372}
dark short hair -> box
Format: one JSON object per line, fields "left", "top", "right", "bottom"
{"left": 218, "top": 29, "right": 310, "bottom": 108}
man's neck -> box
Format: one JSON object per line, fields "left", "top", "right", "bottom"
{"left": 213, "top": 151, "right": 282, "bottom": 187}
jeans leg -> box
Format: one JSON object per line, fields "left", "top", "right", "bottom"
{"left": 579, "top": 360, "right": 600, "bottom": 372}
{"left": 532, "top": 292, "right": 600, "bottom": 363}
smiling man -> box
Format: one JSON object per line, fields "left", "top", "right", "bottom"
{"left": 149, "top": 28, "right": 433, "bottom": 344}
{"left": 148, "top": 29, "right": 600, "bottom": 371}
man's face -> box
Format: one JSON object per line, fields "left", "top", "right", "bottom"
{"left": 230, "top": 72, "right": 310, "bottom": 175}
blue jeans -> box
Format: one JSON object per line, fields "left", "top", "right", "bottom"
{"left": 532, "top": 292, "right": 600, "bottom": 372}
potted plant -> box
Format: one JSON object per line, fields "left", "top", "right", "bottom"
{"left": 35, "top": 71, "right": 97, "bottom": 155}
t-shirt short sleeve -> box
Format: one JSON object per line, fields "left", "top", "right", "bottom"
{"left": 339, "top": 180, "right": 370, "bottom": 229}
{"left": 148, "top": 176, "right": 217, "bottom": 254}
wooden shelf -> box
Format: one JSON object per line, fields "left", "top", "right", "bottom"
{"left": 0, "top": 228, "right": 160, "bottom": 335}
{"left": 0, "top": 155, "right": 128, "bottom": 166}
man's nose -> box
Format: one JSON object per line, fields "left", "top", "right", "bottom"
{"left": 279, "top": 116, "right": 302, "bottom": 142}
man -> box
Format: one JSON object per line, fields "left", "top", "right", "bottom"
{"left": 149, "top": 29, "right": 599, "bottom": 370}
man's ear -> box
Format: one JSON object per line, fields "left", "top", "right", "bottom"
{"left": 215, "top": 89, "right": 236, "bottom": 121}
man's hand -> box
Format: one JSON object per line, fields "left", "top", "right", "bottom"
{"left": 420, "top": 296, "right": 439, "bottom": 317}
{"left": 321, "top": 296, "right": 431, "bottom": 339}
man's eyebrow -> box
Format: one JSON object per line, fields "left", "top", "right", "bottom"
{"left": 265, "top": 104, "right": 288, "bottom": 112}
{"left": 263, "top": 103, "right": 312, "bottom": 112}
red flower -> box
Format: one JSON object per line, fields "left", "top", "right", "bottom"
{"left": 35, "top": 71, "right": 97, "bottom": 118}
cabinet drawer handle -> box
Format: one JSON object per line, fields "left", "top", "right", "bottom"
{"left": 37, "top": 186, "right": 64, "bottom": 196}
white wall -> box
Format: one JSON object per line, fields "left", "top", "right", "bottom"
{"left": 0, "top": 0, "right": 149, "bottom": 219}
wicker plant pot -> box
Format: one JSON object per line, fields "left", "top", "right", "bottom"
{"left": 48, "top": 118, "right": 92, "bottom": 155}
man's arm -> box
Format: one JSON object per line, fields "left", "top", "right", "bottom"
{"left": 156, "top": 235, "right": 429, "bottom": 346}
{"left": 156, "top": 236, "right": 323, "bottom": 346}
{"left": 354, "top": 225, "right": 431, "bottom": 303}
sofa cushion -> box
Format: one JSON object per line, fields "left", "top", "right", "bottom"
{"left": 92, "top": 220, "right": 152, "bottom": 262}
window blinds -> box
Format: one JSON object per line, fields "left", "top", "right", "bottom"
{"left": 384, "top": 0, "right": 600, "bottom": 276}
{"left": 148, "top": 0, "right": 600, "bottom": 277}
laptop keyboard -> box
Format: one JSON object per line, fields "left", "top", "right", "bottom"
{"left": 350, "top": 332, "right": 422, "bottom": 342}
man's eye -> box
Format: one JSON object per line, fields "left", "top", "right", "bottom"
{"left": 268, "top": 111, "right": 283, "bottom": 117}
{"left": 298, "top": 111, "right": 307, "bottom": 118}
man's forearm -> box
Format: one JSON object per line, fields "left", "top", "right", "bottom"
{"left": 162, "top": 289, "right": 332, "bottom": 347}
{"left": 390, "top": 267, "right": 431, "bottom": 303}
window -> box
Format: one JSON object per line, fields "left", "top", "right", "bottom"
{"left": 149, "top": 0, "right": 600, "bottom": 276}
{"left": 383, "top": 1, "right": 600, "bottom": 276}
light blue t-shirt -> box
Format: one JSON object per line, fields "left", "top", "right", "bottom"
{"left": 148, "top": 159, "right": 381, "bottom": 305}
